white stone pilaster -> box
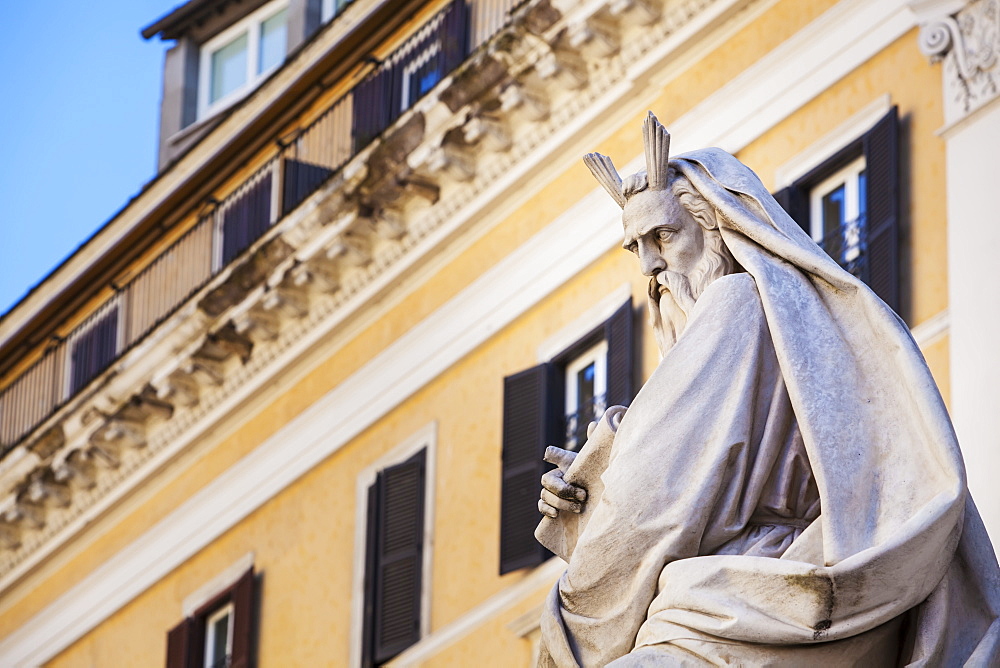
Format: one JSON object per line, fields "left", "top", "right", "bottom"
{"left": 912, "top": 0, "right": 1000, "bottom": 543}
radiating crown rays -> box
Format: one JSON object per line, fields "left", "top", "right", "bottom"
{"left": 642, "top": 111, "right": 671, "bottom": 191}
{"left": 582, "top": 152, "right": 626, "bottom": 208}
{"left": 582, "top": 111, "right": 672, "bottom": 209}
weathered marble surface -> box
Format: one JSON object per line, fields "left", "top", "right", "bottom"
{"left": 535, "top": 114, "right": 1000, "bottom": 666}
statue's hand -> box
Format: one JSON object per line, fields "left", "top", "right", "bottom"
{"left": 538, "top": 446, "right": 587, "bottom": 519}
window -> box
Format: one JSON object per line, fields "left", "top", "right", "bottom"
{"left": 499, "top": 299, "right": 633, "bottom": 574}
{"left": 203, "top": 603, "right": 234, "bottom": 668}
{"left": 198, "top": 1, "right": 289, "bottom": 120}
{"left": 166, "top": 567, "right": 256, "bottom": 668}
{"left": 321, "top": 0, "right": 355, "bottom": 23}
{"left": 774, "top": 106, "right": 899, "bottom": 313}
{"left": 562, "top": 340, "right": 607, "bottom": 451}
{"left": 401, "top": 43, "right": 443, "bottom": 112}
{"left": 809, "top": 156, "right": 866, "bottom": 273}
{"left": 351, "top": 0, "right": 469, "bottom": 150}
{"left": 68, "top": 303, "right": 120, "bottom": 396}
{"left": 361, "top": 449, "right": 428, "bottom": 667}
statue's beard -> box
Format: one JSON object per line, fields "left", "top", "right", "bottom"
{"left": 648, "top": 236, "right": 734, "bottom": 357}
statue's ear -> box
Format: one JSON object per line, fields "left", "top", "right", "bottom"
{"left": 643, "top": 112, "right": 670, "bottom": 191}
{"left": 583, "top": 153, "right": 627, "bottom": 209}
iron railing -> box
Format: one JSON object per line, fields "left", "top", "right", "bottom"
{"left": 819, "top": 213, "right": 867, "bottom": 281}
{"left": 563, "top": 393, "right": 607, "bottom": 451}
{"left": 0, "top": 0, "right": 519, "bottom": 452}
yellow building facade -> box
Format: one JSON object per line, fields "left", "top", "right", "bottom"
{"left": 0, "top": 0, "right": 996, "bottom": 665}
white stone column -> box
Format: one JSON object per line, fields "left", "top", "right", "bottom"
{"left": 914, "top": 0, "right": 1000, "bottom": 544}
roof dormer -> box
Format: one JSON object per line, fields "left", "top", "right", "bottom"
{"left": 143, "top": 0, "right": 346, "bottom": 171}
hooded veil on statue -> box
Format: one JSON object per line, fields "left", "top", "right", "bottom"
{"left": 534, "top": 113, "right": 1000, "bottom": 667}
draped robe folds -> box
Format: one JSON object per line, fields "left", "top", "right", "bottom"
{"left": 535, "top": 149, "right": 1000, "bottom": 667}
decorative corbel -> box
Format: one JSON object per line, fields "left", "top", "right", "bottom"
{"left": 565, "top": 17, "right": 620, "bottom": 59}
{"left": 53, "top": 449, "right": 98, "bottom": 490}
{"left": 261, "top": 286, "right": 310, "bottom": 320}
{"left": 608, "top": 0, "right": 659, "bottom": 27}
{"left": 499, "top": 82, "right": 550, "bottom": 122}
{"left": 533, "top": 48, "right": 588, "bottom": 90}
{"left": 152, "top": 370, "right": 201, "bottom": 407}
{"left": 373, "top": 209, "right": 408, "bottom": 240}
{"left": 463, "top": 114, "right": 513, "bottom": 152}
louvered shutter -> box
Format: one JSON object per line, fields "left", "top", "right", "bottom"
{"left": 70, "top": 306, "right": 119, "bottom": 395}
{"left": 165, "top": 617, "right": 196, "bottom": 668}
{"left": 773, "top": 186, "right": 810, "bottom": 235}
{"left": 221, "top": 173, "right": 273, "bottom": 265}
{"left": 372, "top": 450, "right": 426, "bottom": 663}
{"left": 352, "top": 67, "right": 393, "bottom": 152}
{"left": 229, "top": 567, "right": 256, "bottom": 668}
{"left": 500, "top": 364, "right": 554, "bottom": 574}
{"left": 440, "top": 0, "right": 469, "bottom": 73}
{"left": 863, "top": 106, "right": 900, "bottom": 313}
{"left": 604, "top": 299, "right": 633, "bottom": 408}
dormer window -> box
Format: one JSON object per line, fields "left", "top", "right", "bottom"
{"left": 320, "top": 0, "right": 354, "bottom": 23}
{"left": 197, "top": 0, "right": 289, "bottom": 120}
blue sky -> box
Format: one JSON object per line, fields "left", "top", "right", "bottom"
{"left": 0, "top": 1, "right": 177, "bottom": 315}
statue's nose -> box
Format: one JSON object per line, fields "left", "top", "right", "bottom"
{"left": 638, "top": 243, "right": 666, "bottom": 276}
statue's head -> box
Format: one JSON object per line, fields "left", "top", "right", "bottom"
{"left": 584, "top": 112, "right": 736, "bottom": 354}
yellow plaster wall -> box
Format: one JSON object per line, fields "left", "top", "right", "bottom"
{"left": 737, "top": 27, "right": 948, "bottom": 330}
{"left": 1, "top": 0, "right": 955, "bottom": 665}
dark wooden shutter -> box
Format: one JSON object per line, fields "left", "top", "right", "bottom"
{"left": 773, "top": 186, "right": 810, "bottom": 235}
{"left": 229, "top": 567, "right": 256, "bottom": 668}
{"left": 282, "top": 157, "right": 334, "bottom": 216}
{"left": 372, "top": 450, "right": 426, "bottom": 664}
{"left": 168, "top": 567, "right": 256, "bottom": 668}
{"left": 70, "top": 306, "right": 119, "bottom": 395}
{"left": 500, "top": 364, "right": 554, "bottom": 574}
{"left": 604, "top": 299, "right": 633, "bottom": 408}
{"left": 352, "top": 67, "right": 392, "bottom": 152}
{"left": 440, "top": 0, "right": 469, "bottom": 74}
{"left": 221, "top": 173, "right": 274, "bottom": 266}
{"left": 863, "top": 106, "right": 900, "bottom": 313}
{"left": 165, "top": 617, "right": 197, "bottom": 668}
{"left": 361, "top": 480, "right": 381, "bottom": 668}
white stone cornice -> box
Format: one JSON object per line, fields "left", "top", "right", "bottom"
{"left": 907, "top": 0, "right": 968, "bottom": 24}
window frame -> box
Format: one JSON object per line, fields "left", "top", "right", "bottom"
{"left": 166, "top": 555, "right": 255, "bottom": 668}
{"left": 808, "top": 155, "right": 867, "bottom": 243}
{"left": 399, "top": 41, "right": 442, "bottom": 113}
{"left": 196, "top": 0, "right": 290, "bottom": 121}
{"left": 202, "top": 602, "right": 235, "bottom": 668}
{"left": 562, "top": 336, "right": 608, "bottom": 450}
{"left": 320, "top": 0, "right": 354, "bottom": 24}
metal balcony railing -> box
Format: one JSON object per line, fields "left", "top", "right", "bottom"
{"left": 0, "top": 0, "right": 519, "bottom": 452}
{"left": 563, "top": 393, "right": 607, "bottom": 451}
{"left": 819, "top": 213, "right": 867, "bottom": 282}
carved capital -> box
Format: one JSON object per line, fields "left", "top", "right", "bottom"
{"left": 918, "top": 16, "right": 960, "bottom": 61}
{"left": 913, "top": 0, "right": 1000, "bottom": 125}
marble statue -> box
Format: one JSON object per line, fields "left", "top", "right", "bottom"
{"left": 534, "top": 112, "right": 1000, "bottom": 666}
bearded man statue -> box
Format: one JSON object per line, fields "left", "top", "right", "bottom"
{"left": 533, "top": 112, "right": 1000, "bottom": 666}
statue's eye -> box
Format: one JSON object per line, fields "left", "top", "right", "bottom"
{"left": 625, "top": 242, "right": 638, "bottom": 254}
{"left": 655, "top": 228, "right": 674, "bottom": 241}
